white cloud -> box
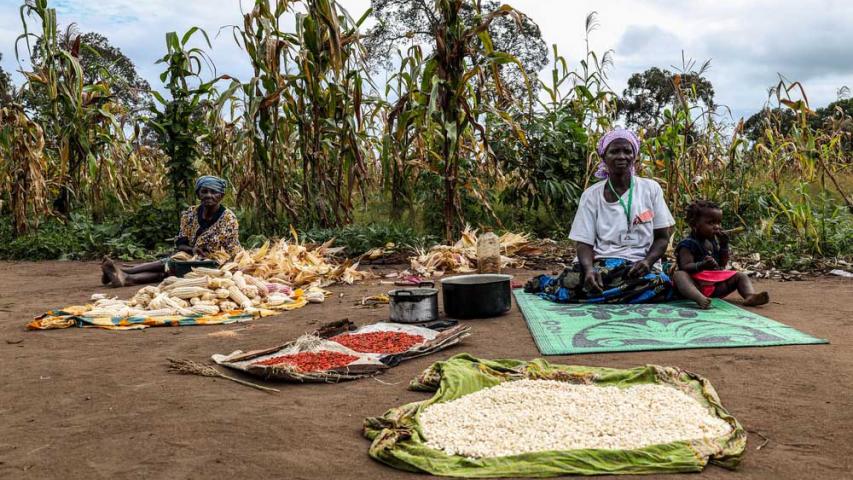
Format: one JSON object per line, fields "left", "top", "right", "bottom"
{"left": 1, "top": 0, "right": 851, "bottom": 118}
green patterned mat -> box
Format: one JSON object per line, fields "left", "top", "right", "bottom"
{"left": 514, "top": 291, "right": 828, "bottom": 355}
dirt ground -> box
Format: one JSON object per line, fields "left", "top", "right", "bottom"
{"left": 0, "top": 261, "right": 851, "bottom": 480}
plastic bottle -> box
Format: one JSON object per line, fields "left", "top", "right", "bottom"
{"left": 477, "top": 231, "right": 501, "bottom": 274}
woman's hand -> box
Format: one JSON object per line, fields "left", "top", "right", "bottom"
{"left": 192, "top": 246, "right": 208, "bottom": 258}
{"left": 628, "top": 259, "right": 652, "bottom": 278}
{"left": 583, "top": 270, "right": 604, "bottom": 293}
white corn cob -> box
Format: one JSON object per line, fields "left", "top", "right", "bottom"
{"left": 157, "top": 276, "right": 181, "bottom": 288}
{"left": 190, "top": 304, "right": 220, "bottom": 315}
{"left": 232, "top": 271, "right": 249, "bottom": 290}
{"left": 266, "top": 293, "right": 292, "bottom": 306}
{"left": 245, "top": 274, "right": 270, "bottom": 297}
{"left": 161, "top": 276, "right": 209, "bottom": 292}
{"left": 208, "top": 278, "right": 235, "bottom": 289}
{"left": 227, "top": 285, "right": 253, "bottom": 309}
{"left": 219, "top": 301, "right": 238, "bottom": 311}
{"left": 214, "top": 288, "right": 231, "bottom": 299}
{"left": 169, "top": 286, "right": 214, "bottom": 299}
{"left": 242, "top": 285, "right": 259, "bottom": 299}
{"left": 193, "top": 267, "right": 224, "bottom": 277}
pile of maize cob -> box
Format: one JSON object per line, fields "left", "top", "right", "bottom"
{"left": 408, "top": 226, "right": 536, "bottom": 277}
{"left": 206, "top": 231, "right": 375, "bottom": 288}
{"left": 85, "top": 266, "right": 321, "bottom": 318}
{"left": 419, "top": 379, "right": 732, "bottom": 458}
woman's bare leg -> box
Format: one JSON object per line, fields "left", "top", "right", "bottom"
{"left": 673, "top": 271, "right": 711, "bottom": 309}
{"left": 102, "top": 259, "right": 167, "bottom": 287}
{"left": 122, "top": 271, "right": 167, "bottom": 286}
{"left": 121, "top": 261, "right": 167, "bottom": 274}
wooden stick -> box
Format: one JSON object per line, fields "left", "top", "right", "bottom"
{"left": 748, "top": 429, "right": 770, "bottom": 450}
{"left": 167, "top": 358, "right": 280, "bottom": 393}
{"left": 721, "top": 226, "right": 745, "bottom": 234}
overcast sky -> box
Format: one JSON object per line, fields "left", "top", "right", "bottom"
{"left": 1, "top": 0, "right": 851, "bottom": 121}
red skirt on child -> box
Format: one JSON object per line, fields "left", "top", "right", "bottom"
{"left": 691, "top": 270, "right": 738, "bottom": 297}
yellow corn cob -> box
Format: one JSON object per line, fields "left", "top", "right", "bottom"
{"left": 170, "top": 286, "right": 214, "bottom": 299}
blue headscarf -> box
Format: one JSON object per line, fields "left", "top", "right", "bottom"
{"left": 195, "top": 175, "right": 227, "bottom": 195}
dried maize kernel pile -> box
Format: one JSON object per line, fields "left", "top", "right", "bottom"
{"left": 419, "top": 379, "right": 731, "bottom": 458}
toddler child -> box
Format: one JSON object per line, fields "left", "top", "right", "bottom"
{"left": 672, "top": 200, "right": 769, "bottom": 309}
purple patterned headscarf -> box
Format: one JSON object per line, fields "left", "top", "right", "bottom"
{"left": 594, "top": 129, "right": 641, "bottom": 178}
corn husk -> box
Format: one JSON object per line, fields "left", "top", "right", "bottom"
{"left": 409, "top": 225, "right": 533, "bottom": 277}
{"left": 229, "top": 231, "right": 375, "bottom": 288}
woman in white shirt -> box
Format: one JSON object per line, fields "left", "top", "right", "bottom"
{"left": 525, "top": 129, "right": 676, "bottom": 303}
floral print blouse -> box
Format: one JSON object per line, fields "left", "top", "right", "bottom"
{"left": 175, "top": 205, "right": 241, "bottom": 258}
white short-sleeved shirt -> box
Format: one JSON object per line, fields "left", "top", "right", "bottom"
{"left": 569, "top": 177, "right": 675, "bottom": 263}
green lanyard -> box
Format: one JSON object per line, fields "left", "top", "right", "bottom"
{"left": 607, "top": 177, "right": 634, "bottom": 229}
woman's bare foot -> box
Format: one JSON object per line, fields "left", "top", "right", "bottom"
{"left": 696, "top": 295, "right": 712, "bottom": 309}
{"left": 743, "top": 291, "right": 769, "bottom": 307}
{"left": 102, "top": 259, "right": 126, "bottom": 288}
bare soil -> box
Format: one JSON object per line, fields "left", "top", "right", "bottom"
{"left": 0, "top": 261, "right": 851, "bottom": 479}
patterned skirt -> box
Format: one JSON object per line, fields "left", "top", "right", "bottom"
{"left": 524, "top": 258, "right": 674, "bottom": 304}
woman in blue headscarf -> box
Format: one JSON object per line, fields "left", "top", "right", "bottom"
{"left": 525, "top": 129, "right": 676, "bottom": 303}
{"left": 101, "top": 175, "right": 242, "bottom": 287}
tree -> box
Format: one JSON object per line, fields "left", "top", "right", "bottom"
{"left": 26, "top": 29, "right": 152, "bottom": 118}
{"left": 744, "top": 99, "right": 853, "bottom": 146}
{"left": 364, "top": 0, "right": 547, "bottom": 103}
{"left": 743, "top": 107, "right": 797, "bottom": 142}
{"left": 618, "top": 66, "right": 714, "bottom": 131}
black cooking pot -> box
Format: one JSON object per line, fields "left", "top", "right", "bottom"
{"left": 441, "top": 274, "right": 513, "bottom": 319}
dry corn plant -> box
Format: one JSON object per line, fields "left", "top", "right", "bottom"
{"left": 0, "top": 103, "right": 49, "bottom": 234}
{"left": 228, "top": 0, "right": 375, "bottom": 230}
{"left": 16, "top": 0, "right": 120, "bottom": 216}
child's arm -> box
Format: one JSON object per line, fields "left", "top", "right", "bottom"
{"left": 717, "top": 230, "right": 730, "bottom": 268}
{"left": 677, "top": 247, "right": 716, "bottom": 273}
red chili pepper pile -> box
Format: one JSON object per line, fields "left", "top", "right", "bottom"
{"left": 331, "top": 331, "right": 425, "bottom": 354}
{"left": 253, "top": 351, "right": 359, "bottom": 371}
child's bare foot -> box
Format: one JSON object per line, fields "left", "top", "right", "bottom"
{"left": 100, "top": 257, "right": 111, "bottom": 285}
{"left": 696, "top": 296, "right": 712, "bottom": 309}
{"left": 743, "top": 291, "right": 769, "bottom": 307}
